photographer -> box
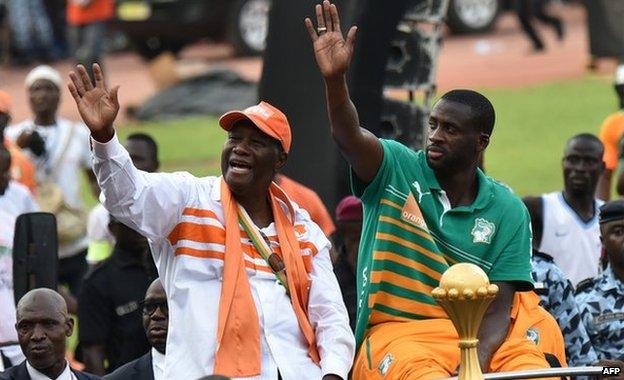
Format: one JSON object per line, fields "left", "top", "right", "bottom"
{"left": 4, "top": 65, "right": 95, "bottom": 297}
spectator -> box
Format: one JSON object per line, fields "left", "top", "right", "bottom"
{"left": 69, "top": 64, "right": 355, "bottom": 379}
{"left": 0, "top": 288, "right": 99, "bottom": 379}
{"left": 332, "top": 195, "right": 361, "bottom": 332}
{"left": 0, "top": 91, "right": 35, "bottom": 193}
{"left": 597, "top": 67, "right": 624, "bottom": 200}
{"left": 67, "top": 0, "right": 114, "bottom": 78}
{"left": 514, "top": 0, "right": 564, "bottom": 52}
{"left": 524, "top": 134, "right": 605, "bottom": 286}
{"left": 5, "top": 66, "right": 95, "bottom": 297}
{"left": 78, "top": 215, "right": 154, "bottom": 375}
{"left": 0, "top": 145, "right": 37, "bottom": 369}
{"left": 86, "top": 133, "right": 160, "bottom": 266}
{"left": 307, "top": 3, "right": 551, "bottom": 376}
{"left": 5, "top": 0, "right": 54, "bottom": 64}
{"left": 275, "top": 174, "right": 336, "bottom": 237}
{"left": 105, "top": 279, "right": 167, "bottom": 380}
{"left": 576, "top": 200, "right": 624, "bottom": 361}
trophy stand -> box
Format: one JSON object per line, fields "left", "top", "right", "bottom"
{"left": 432, "top": 263, "right": 499, "bottom": 380}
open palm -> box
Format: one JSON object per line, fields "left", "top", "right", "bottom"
{"left": 68, "top": 64, "right": 119, "bottom": 135}
{"left": 305, "top": 1, "right": 357, "bottom": 80}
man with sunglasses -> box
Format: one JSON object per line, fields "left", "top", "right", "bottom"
{"left": 105, "top": 279, "right": 167, "bottom": 380}
{"left": 524, "top": 134, "right": 605, "bottom": 286}
{"left": 78, "top": 216, "right": 156, "bottom": 375}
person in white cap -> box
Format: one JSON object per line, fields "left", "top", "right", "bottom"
{"left": 4, "top": 65, "right": 95, "bottom": 298}
{"left": 597, "top": 65, "right": 624, "bottom": 200}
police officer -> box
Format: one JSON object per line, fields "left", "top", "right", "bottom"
{"left": 532, "top": 250, "right": 598, "bottom": 366}
{"left": 576, "top": 199, "right": 624, "bottom": 361}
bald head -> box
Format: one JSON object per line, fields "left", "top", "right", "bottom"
{"left": 16, "top": 288, "right": 73, "bottom": 378}
{"left": 143, "top": 279, "right": 168, "bottom": 354}
{"left": 17, "top": 288, "right": 68, "bottom": 320}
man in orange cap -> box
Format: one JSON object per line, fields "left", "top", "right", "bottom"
{"left": 68, "top": 64, "right": 355, "bottom": 380}
{"left": 0, "top": 91, "right": 35, "bottom": 193}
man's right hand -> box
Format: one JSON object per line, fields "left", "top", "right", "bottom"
{"left": 68, "top": 63, "right": 119, "bottom": 143}
{"left": 305, "top": 0, "right": 357, "bottom": 81}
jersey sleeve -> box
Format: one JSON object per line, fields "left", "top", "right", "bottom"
{"left": 488, "top": 205, "right": 534, "bottom": 290}
{"left": 91, "top": 133, "right": 196, "bottom": 243}
{"left": 350, "top": 139, "right": 415, "bottom": 203}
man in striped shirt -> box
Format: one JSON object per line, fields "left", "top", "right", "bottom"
{"left": 306, "top": 1, "right": 553, "bottom": 378}
{"left": 68, "top": 64, "right": 354, "bottom": 380}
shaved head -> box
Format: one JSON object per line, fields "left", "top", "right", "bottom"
{"left": 17, "top": 288, "right": 68, "bottom": 320}
{"left": 16, "top": 288, "right": 73, "bottom": 378}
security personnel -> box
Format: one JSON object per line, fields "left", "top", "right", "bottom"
{"left": 576, "top": 200, "right": 624, "bottom": 361}
{"left": 532, "top": 251, "right": 598, "bottom": 366}
{"left": 78, "top": 215, "right": 156, "bottom": 375}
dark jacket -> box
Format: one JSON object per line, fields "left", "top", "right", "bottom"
{"left": 103, "top": 352, "right": 153, "bottom": 380}
{"left": 0, "top": 361, "right": 100, "bottom": 380}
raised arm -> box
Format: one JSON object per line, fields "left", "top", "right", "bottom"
{"left": 68, "top": 64, "right": 192, "bottom": 244}
{"left": 305, "top": 0, "right": 382, "bottom": 183}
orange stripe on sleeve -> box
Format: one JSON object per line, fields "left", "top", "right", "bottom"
{"left": 370, "top": 270, "right": 436, "bottom": 297}
{"left": 174, "top": 247, "right": 225, "bottom": 260}
{"left": 380, "top": 198, "right": 403, "bottom": 211}
{"left": 168, "top": 222, "right": 225, "bottom": 246}
{"left": 370, "top": 291, "right": 447, "bottom": 319}
{"left": 182, "top": 208, "right": 220, "bottom": 219}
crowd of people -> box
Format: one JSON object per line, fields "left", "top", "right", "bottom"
{"left": 0, "top": 1, "right": 624, "bottom": 379}
{"left": 0, "top": 0, "right": 113, "bottom": 67}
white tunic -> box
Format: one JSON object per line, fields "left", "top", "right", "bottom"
{"left": 538, "top": 192, "right": 603, "bottom": 286}
{"left": 91, "top": 133, "right": 355, "bottom": 380}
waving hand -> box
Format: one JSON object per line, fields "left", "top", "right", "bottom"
{"left": 68, "top": 64, "right": 118, "bottom": 142}
{"left": 305, "top": 0, "right": 357, "bottom": 80}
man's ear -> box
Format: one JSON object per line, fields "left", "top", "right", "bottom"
{"left": 65, "top": 317, "right": 75, "bottom": 337}
{"left": 477, "top": 133, "right": 490, "bottom": 152}
{"left": 275, "top": 151, "right": 288, "bottom": 172}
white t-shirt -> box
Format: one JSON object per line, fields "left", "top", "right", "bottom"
{"left": 538, "top": 192, "right": 603, "bottom": 286}
{"left": 0, "top": 182, "right": 38, "bottom": 346}
{"left": 5, "top": 118, "right": 92, "bottom": 257}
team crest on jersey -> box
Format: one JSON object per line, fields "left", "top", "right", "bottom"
{"left": 526, "top": 327, "right": 540, "bottom": 345}
{"left": 378, "top": 352, "right": 394, "bottom": 376}
{"left": 471, "top": 218, "right": 496, "bottom": 244}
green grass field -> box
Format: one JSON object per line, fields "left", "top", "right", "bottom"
{"left": 82, "top": 74, "right": 616, "bottom": 206}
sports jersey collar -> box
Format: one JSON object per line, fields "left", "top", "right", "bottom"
{"left": 419, "top": 156, "right": 493, "bottom": 211}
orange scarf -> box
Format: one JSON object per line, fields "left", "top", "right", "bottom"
{"left": 214, "top": 178, "right": 320, "bottom": 377}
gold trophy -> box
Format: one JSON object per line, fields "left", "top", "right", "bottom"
{"left": 431, "top": 263, "right": 499, "bottom": 380}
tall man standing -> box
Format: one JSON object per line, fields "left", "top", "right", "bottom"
{"left": 524, "top": 134, "right": 605, "bottom": 286}
{"left": 68, "top": 63, "right": 354, "bottom": 379}
{"left": 305, "top": 2, "right": 551, "bottom": 378}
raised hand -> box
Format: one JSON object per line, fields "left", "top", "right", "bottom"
{"left": 304, "top": 0, "right": 357, "bottom": 81}
{"left": 68, "top": 64, "right": 119, "bottom": 142}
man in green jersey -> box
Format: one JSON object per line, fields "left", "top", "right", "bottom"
{"left": 305, "top": 1, "right": 553, "bottom": 378}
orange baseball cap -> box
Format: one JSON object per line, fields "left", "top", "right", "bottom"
{"left": 0, "top": 90, "right": 11, "bottom": 114}
{"left": 219, "top": 101, "right": 292, "bottom": 153}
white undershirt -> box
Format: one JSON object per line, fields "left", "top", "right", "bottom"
{"left": 26, "top": 360, "right": 76, "bottom": 380}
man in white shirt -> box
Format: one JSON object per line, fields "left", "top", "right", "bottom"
{"left": 524, "top": 134, "right": 605, "bottom": 286}
{"left": 68, "top": 64, "right": 354, "bottom": 379}
{"left": 104, "top": 279, "right": 167, "bottom": 380}
{"left": 0, "top": 145, "right": 38, "bottom": 369}
{"left": 0, "top": 288, "right": 99, "bottom": 380}
{"left": 4, "top": 65, "right": 94, "bottom": 297}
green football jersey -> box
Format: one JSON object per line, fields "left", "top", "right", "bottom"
{"left": 351, "top": 139, "right": 533, "bottom": 345}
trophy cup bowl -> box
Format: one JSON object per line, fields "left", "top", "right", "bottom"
{"left": 432, "top": 263, "right": 499, "bottom": 380}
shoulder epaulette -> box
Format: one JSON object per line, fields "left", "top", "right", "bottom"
{"left": 574, "top": 277, "right": 595, "bottom": 294}
{"left": 532, "top": 250, "right": 554, "bottom": 262}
